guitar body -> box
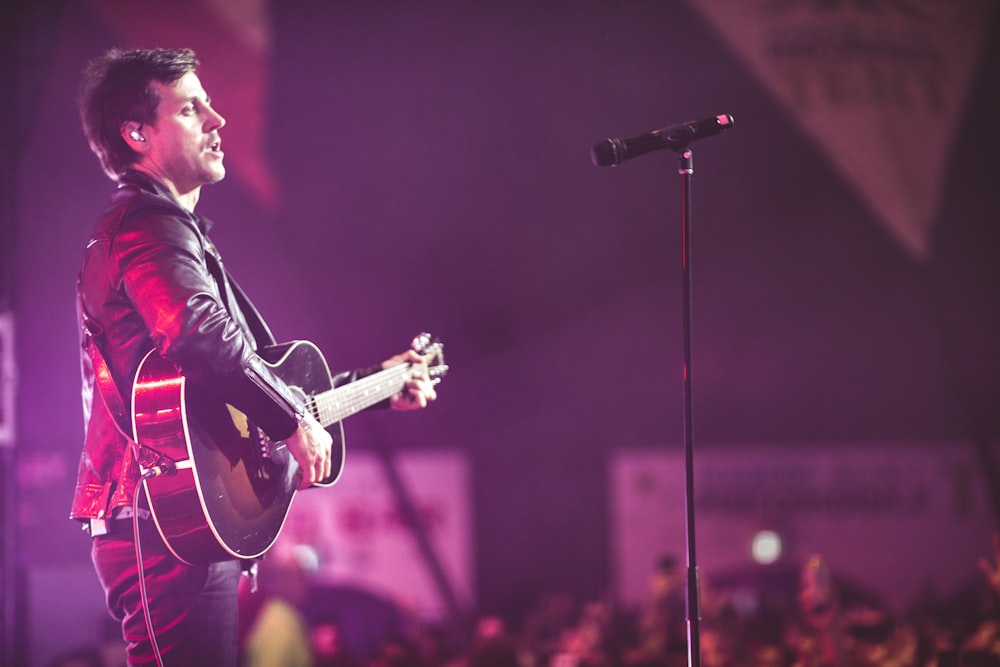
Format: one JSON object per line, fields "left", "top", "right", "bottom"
{"left": 132, "top": 340, "right": 345, "bottom": 565}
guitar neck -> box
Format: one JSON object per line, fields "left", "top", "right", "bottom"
{"left": 308, "top": 364, "right": 413, "bottom": 427}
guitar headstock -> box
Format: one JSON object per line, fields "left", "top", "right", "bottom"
{"left": 411, "top": 332, "right": 448, "bottom": 380}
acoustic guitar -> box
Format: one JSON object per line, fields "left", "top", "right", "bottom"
{"left": 130, "top": 333, "right": 446, "bottom": 564}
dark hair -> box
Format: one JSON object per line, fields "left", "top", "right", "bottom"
{"left": 79, "top": 47, "right": 199, "bottom": 180}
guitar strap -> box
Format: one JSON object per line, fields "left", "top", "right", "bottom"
{"left": 226, "top": 272, "right": 278, "bottom": 348}
{"left": 77, "top": 290, "right": 132, "bottom": 441}
{"left": 76, "top": 285, "right": 164, "bottom": 476}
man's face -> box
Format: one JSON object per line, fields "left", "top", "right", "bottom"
{"left": 142, "top": 71, "right": 226, "bottom": 194}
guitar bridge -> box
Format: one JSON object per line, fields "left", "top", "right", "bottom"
{"left": 256, "top": 427, "right": 271, "bottom": 458}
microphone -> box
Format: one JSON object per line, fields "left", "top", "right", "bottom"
{"left": 591, "top": 113, "right": 734, "bottom": 166}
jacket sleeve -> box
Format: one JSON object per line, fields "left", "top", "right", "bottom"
{"left": 111, "top": 201, "right": 299, "bottom": 440}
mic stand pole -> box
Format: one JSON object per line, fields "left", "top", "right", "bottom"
{"left": 677, "top": 146, "right": 701, "bottom": 667}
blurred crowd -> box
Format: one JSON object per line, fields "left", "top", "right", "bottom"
{"left": 430, "top": 545, "right": 1000, "bottom": 667}
{"left": 48, "top": 537, "right": 1000, "bottom": 667}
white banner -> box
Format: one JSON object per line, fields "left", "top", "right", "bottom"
{"left": 273, "top": 449, "right": 473, "bottom": 621}
{"left": 612, "top": 443, "right": 993, "bottom": 613}
{"left": 688, "top": 0, "right": 994, "bottom": 260}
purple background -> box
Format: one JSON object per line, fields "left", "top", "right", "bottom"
{"left": 4, "top": 0, "right": 1000, "bottom": 655}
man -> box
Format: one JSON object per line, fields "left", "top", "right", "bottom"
{"left": 72, "top": 47, "right": 437, "bottom": 666}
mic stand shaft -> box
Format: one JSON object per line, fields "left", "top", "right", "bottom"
{"left": 678, "top": 147, "right": 702, "bottom": 666}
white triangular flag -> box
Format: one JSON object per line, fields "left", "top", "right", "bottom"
{"left": 689, "top": 0, "right": 993, "bottom": 260}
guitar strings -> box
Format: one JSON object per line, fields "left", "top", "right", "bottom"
{"left": 305, "top": 363, "right": 413, "bottom": 425}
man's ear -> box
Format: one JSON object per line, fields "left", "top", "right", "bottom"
{"left": 121, "top": 121, "right": 147, "bottom": 147}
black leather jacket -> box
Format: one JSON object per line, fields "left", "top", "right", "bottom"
{"left": 71, "top": 172, "right": 303, "bottom": 522}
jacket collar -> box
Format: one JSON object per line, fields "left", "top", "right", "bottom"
{"left": 116, "top": 169, "right": 215, "bottom": 234}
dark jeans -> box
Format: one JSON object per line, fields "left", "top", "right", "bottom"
{"left": 91, "top": 517, "right": 241, "bottom": 667}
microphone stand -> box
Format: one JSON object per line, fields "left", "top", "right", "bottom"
{"left": 593, "top": 115, "right": 733, "bottom": 667}
{"left": 677, "top": 147, "right": 702, "bottom": 667}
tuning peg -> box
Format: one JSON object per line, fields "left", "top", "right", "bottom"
{"left": 410, "top": 332, "right": 435, "bottom": 353}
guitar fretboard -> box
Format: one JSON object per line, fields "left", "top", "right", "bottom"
{"left": 307, "top": 363, "right": 413, "bottom": 426}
